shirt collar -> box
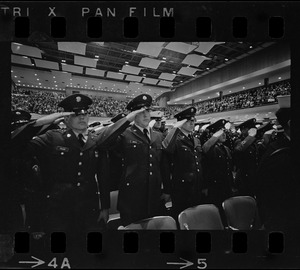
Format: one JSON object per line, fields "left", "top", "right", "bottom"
{"left": 135, "top": 123, "right": 150, "bottom": 134}
{"left": 180, "top": 128, "right": 191, "bottom": 138}
{"left": 73, "top": 130, "right": 88, "bottom": 140}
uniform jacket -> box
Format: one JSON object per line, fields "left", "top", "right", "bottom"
{"left": 114, "top": 124, "right": 166, "bottom": 225}
{"left": 202, "top": 136, "right": 234, "bottom": 193}
{"left": 234, "top": 134, "right": 266, "bottom": 195}
{"left": 255, "top": 135, "right": 299, "bottom": 230}
{"left": 25, "top": 118, "right": 130, "bottom": 230}
{"left": 162, "top": 128, "right": 205, "bottom": 214}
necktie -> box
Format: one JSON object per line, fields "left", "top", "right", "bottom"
{"left": 188, "top": 134, "right": 194, "bottom": 142}
{"left": 78, "top": 133, "right": 85, "bottom": 147}
{"left": 143, "top": 129, "right": 150, "bottom": 143}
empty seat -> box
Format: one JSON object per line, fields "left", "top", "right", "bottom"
{"left": 222, "top": 196, "right": 258, "bottom": 230}
{"left": 107, "top": 190, "right": 121, "bottom": 230}
{"left": 178, "top": 204, "right": 224, "bottom": 230}
{"left": 118, "top": 216, "right": 177, "bottom": 230}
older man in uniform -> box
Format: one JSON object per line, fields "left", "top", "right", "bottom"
{"left": 162, "top": 107, "right": 205, "bottom": 219}
{"left": 23, "top": 94, "right": 141, "bottom": 236}
{"left": 202, "top": 119, "right": 234, "bottom": 224}
{"left": 113, "top": 94, "right": 170, "bottom": 226}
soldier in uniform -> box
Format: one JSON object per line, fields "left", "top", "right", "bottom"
{"left": 234, "top": 118, "right": 273, "bottom": 197}
{"left": 202, "top": 119, "right": 235, "bottom": 224}
{"left": 162, "top": 107, "right": 206, "bottom": 219}
{"left": 256, "top": 95, "right": 299, "bottom": 230}
{"left": 107, "top": 112, "right": 127, "bottom": 192}
{"left": 112, "top": 94, "right": 170, "bottom": 226}
{"left": 233, "top": 118, "right": 260, "bottom": 196}
{"left": 23, "top": 94, "right": 141, "bottom": 236}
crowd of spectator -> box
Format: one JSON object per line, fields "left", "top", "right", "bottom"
{"left": 11, "top": 88, "right": 128, "bottom": 117}
{"left": 11, "top": 79, "right": 290, "bottom": 119}
{"left": 164, "top": 79, "right": 291, "bottom": 119}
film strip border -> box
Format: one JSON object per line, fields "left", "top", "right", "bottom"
{"left": 0, "top": 1, "right": 299, "bottom": 41}
{"left": 1, "top": 230, "right": 293, "bottom": 268}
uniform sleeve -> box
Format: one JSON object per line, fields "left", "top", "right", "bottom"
{"left": 234, "top": 135, "right": 256, "bottom": 152}
{"left": 162, "top": 127, "right": 180, "bottom": 154}
{"left": 202, "top": 136, "right": 218, "bottom": 154}
{"left": 96, "top": 118, "right": 131, "bottom": 148}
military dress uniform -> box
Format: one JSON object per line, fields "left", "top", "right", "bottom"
{"left": 113, "top": 94, "right": 167, "bottom": 226}
{"left": 234, "top": 118, "right": 260, "bottom": 196}
{"left": 107, "top": 112, "right": 127, "bottom": 191}
{"left": 162, "top": 107, "right": 205, "bottom": 218}
{"left": 24, "top": 94, "right": 131, "bottom": 234}
{"left": 256, "top": 95, "right": 300, "bottom": 230}
{"left": 202, "top": 119, "right": 234, "bottom": 218}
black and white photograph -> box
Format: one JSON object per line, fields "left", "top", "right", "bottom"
{"left": 1, "top": 1, "right": 300, "bottom": 269}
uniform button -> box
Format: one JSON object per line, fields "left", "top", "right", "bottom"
{"left": 150, "top": 154, "right": 152, "bottom": 158}
{"left": 80, "top": 152, "right": 83, "bottom": 156}
{"left": 149, "top": 146, "right": 152, "bottom": 149}
{"left": 96, "top": 192, "right": 100, "bottom": 195}
{"left": 46, "top": 195, "right": 50, "bottom": 199}
{"left": 78, "top": 172, "right": 81, "bottom": 176}
{"left": 150, "top": 163, "right": 152, "bottom": 167}
{"left": 150, "top": 172, "right": 153, "bottom": 175}
{"left": 61, "top": 152, "right": 64, "bottom": 155}
{"left": 77, "top": 182, "right": 81, "bottom": 187}
{"left": 126, "top": 183, "right": 130, "bottom": 186}
{"left": 79, "top": 162, "right": 82, "bottom": 166}
{"left": 194, "top": 150, "right": 197, "bottom": 153}
{"left": 133, "top": 145, "right": 136, "bottom": 148}
{"left": 182, "top": 180, "right": 185, "bottom": 183}
{"left": 197, "top": 169, "right": 200, "bottom": 172}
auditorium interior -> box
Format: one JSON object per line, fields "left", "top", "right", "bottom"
{"left": 10, "top": 41, "right": 292, "bottom": 232}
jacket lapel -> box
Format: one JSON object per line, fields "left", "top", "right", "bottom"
{"left": 83, "top": 133, "right": 97, "bottom": 150}
{"left": 63, "top": 129, "right": 82, "bottom": 149}
{"left": 131, "top": 125, "right": 149, "bottom": 144}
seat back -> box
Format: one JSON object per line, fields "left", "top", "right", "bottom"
{"left": 222, "top": 196, "right": 257, "bottom": 230}
{"left": 109, "top": 190, "right": 119, "bottom": 215}
{"left": 178, "top": 204, "right": 224, "bottom": 230}
{"left": 118, "top": 216, "right": 177, "bottom": 230}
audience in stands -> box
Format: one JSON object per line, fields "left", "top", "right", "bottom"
{"left": 11, "top": 79, "right": 290, "bottom": 119}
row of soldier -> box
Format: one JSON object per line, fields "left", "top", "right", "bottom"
{"left": 5, "top": 93, "right": 295, "bottom": 239}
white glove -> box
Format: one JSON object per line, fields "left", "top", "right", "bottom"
{"left": 248, "top": 128, "right": 257, "bottom": 137}
{"left": 173, "top": 119, "right": 187, "bottom": 128}
{"left": 264, "top": 129, "right": 275, "bottom": 135}
{"left": 149, "top": 119, "right": 156, "bottom": 128}
{"left": 212, "top": 129, "right": 224, "bottom": 138}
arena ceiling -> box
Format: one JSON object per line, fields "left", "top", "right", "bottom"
{"left": 11, "top": 40, "right": 275, "bottom": 100}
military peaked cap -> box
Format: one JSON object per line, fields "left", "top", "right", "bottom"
{"left": 58, "top": 94, "right": 92, "bottom": 114}
{"left": 126, "top": 94, "right": 152, "bottom": 112}
{"left": 11, "top": 109, "right": 31, "bottom": 125}
{"left": 236, "top": 118, "right": 257, "bottom": 130}
{"left": 150, "top": 110, "right": 164, "bottom": 120}
{"left": 174, "top": 107, "right": 197, "bottom": 121}
{"left": 111, "top": 112, "right": 127, "bottom": 123}
{"left": 206, "top": 119, "right": 227, "bottom": 133}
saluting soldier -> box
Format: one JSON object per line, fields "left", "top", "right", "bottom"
{"left": 233, "top": 118, "right": 260, "bottom": 196}
{"left": 23, "top": 94, "right": 140, "bottom": 236}
{"left": 162, "top": 107, "right": 206, "bottom": 219}
{"left": 202, "top": 119, "right": 235, "bottom": 222}
{"left": 113, "top": 94, "right": 170, "bottom": 226}
{"left": 233, "top": 118, "right": 272, "bottom": 197}
{"left": 256, "top": 95, "right": 299, "bottom": 230}
{"left": 107, "top": 112, "right": 127, "bottom": 192}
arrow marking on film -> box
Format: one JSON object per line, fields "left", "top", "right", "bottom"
{"left": 167, "top": 257, "right": 194, "bottom": 269}
{"left": 19, "top": 256, "right": 45, "bottom": 268}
